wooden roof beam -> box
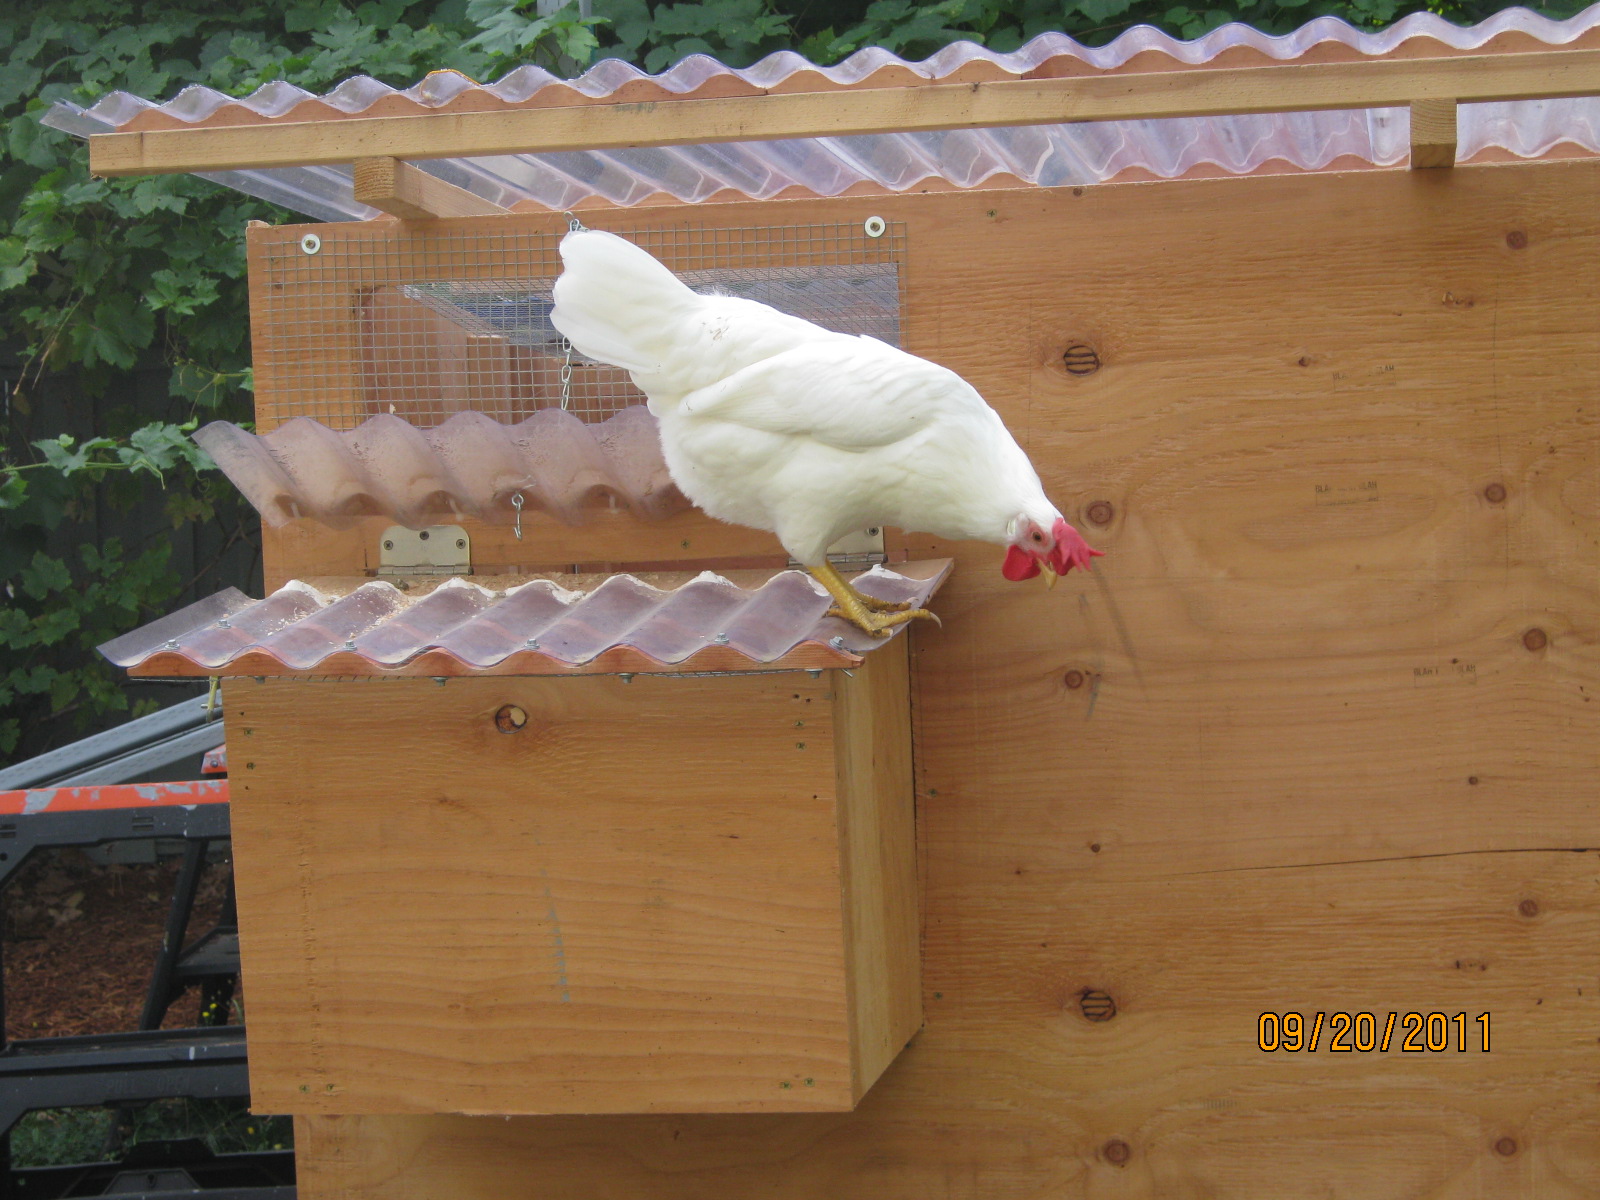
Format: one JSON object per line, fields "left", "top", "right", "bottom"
{"left": 89, "top": 47, "right": 1600, "bottom": 178}
{"left": 352, "top": 156, "right": 507, "bottom": 219}
{"left": 1409, "top": 98, "right": 1458, "bottom": 169}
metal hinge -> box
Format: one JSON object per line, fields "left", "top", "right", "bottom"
{"left": 789, "top": 526, "right": 887, "bottom": 570}
{"left": 377, "top": 525, "right": 471, "bottom": 576}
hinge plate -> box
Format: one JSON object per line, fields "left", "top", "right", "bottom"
{"left": 790, "top": 526, "right": 887, "bottom": 570}
{"left": 377, "top": 525, "right": 471, "bottom": 576}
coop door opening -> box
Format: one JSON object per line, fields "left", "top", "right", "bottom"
{"left": 252, "top": 220, "right": 906, "bottom": 432}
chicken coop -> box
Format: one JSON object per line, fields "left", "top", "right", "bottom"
{"left": 64, "top": 6, "right": 1600, "bottom": 1196}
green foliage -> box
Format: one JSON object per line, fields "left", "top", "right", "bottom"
{"left": 12, "top": 1099, "right": 293, "bottom": 1168}
{"left": 0, "top": 0, "right": 1586, "bottom": 763}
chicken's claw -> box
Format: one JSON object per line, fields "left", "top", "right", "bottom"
{"left": 825, "top": 605, "right": 941, "bottom": 638}
{"left": 810, "top": 560, "right": 939, "bottom": 638}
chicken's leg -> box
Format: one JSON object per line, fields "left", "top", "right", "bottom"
{"left": 809, "top": 559, "right": 940, "bottom": 638}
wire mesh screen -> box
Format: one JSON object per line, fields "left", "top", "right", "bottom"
{"left": 250, "top": 220, "right": 907, "bottom": 430}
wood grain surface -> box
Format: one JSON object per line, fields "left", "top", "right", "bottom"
{"left": 230, "top": 645, "right": 919, "bottom": 1115}
{"left": 272, "top": 157, "right": 1597, "bottom": 1196}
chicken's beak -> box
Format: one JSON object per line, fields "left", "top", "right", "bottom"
{"left": 1041, "top": 563, "right": 1059, "bottom": 590}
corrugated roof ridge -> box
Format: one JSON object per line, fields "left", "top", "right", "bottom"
{"left": 100, "top": 563, "right": 954, "bottom": 677}
{"left": 48, "top": 3, "right": 1600, "bottom": 134}
{"left": 193, "top": 405, "right": 688, "bottom": 530}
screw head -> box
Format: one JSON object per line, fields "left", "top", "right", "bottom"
{"left": 299, "top": 233, "right": 322, "bottom": 255}
{"left": 863, "top": 215, "right": 887, "bottom": 238}
{"left": 495, "top": 704, "right": 528, "bottom": 733}
{"left": 1064, "top": 669, "right": 1085, "bottom": 690}
{"left": 419, "top": 530, "right": 430, "bottom": 541}
{"left": 1103, "top": 1139, "right": 1131, "bottom": 1166}
{"left": 1483, "top": 483, "right": 1507, "bottom": 504}
{"left": 1494, "top": 1136, "right": 1519, "bottom": 1157}
{"left": 1086, "top": 501, "right": 1115, "bottom": 527}
{"left": 829, "top": 635, "right": 846, "bottom": 649}
{"left": 1518, "top": 898, "right": 1539, "bottom": 918}
{"left": 456, "top": 539, "right": 466, "bottom": 549}
{"left": 1522, "top": 627, "right": 1548, "bottom": 652}
{"left": 1062, "top": 344, "right": 1101, "bottom": 375}
{"left": 1079, "top": 989, "right": 1117, "bottom": 1022}
{"left": 1505, "top": 231, "right": 1528, "bottom": 250}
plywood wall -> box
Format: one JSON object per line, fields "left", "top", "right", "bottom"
{"left": 287, "top": 159, "right": 1600, "bottom": 1197}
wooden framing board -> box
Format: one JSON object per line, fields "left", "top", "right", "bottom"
{"left": 88, "top": 48, "right": 1600, "bottom": 175}
{"left": 287, "top": 158, "right": 1600, "bottom": 1196}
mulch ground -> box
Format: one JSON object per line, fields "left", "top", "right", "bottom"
{"left": 3, "top": 847, "right": 234, "bottom": 1040}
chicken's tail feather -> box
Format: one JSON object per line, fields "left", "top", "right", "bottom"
{"left": 550, "top": 230, "right": 698, "bottom": 374}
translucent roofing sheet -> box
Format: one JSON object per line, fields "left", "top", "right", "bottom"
{"left": 195, "top": 406, "right": 687, "bottom": 529}
{"left": 98, "top": 562, "right": 953, "bottom": 678}
{"left": 43, "top": 6, "right": 1600, "bottom": 220}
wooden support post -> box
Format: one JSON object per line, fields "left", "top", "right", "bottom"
{"left": 1410, "top": 98, "right": 1458, "bottom": 169}
{"left": 352, "top": 156, "right": 507, "bottom": 219}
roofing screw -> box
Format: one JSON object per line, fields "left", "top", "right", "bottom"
{"left": 619, "top": 673, "right": 634, "bottom": 683}
{"left": 165, "top": 639, "right": 179, "bottom": 650}
{"left": 217, "top": 618, "right": 231, "bottom": 629}
{"left": 432, "top": 677, "right": 447, "bottom": 686}
{"left": 344, "top": 639, "right": 356, "bottom": 651}
{"left": 829, "top": 635, "right": 846, "bottom": 650}
{"left": 806, "top": 669, "right": 823, "bottom": 678}
{"left": 713, "top": 633, "right": 730, "bottom": 644}
{"left": 525, "top": 638, "right": 540, "bottom": 650}
{"left": 863, "top": 215, "right": 887, "bottom": 238}
{"left": 1062, "top": 344, "right": 1101, "bottom": 375}
{"left": 299, "top": 233, "right": 321, "bottom": 255}
{"left": 495, "top": 704, "right": 528, "bottom": 733}
{"left": 1079, "top": 989, "right": 1117, "bottom": 1021}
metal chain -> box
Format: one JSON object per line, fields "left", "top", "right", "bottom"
{"left": 557, "top": 211, "right": 588, "bottom": 413}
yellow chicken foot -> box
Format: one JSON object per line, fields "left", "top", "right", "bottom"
{"left": 808, "top": 560, "right": 941, "bottom": 638}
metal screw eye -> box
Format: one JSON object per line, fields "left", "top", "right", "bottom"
{"left": 299, "top": 233, "right": 321, "bottom": 255}
{"left": 863, "top": 216, "right": 887, "bottom": 238}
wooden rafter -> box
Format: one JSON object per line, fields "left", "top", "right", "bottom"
{"left": 352, "top": 156, "right": 508, "bottom": 219}
{"left": 90, "top": 47, "right": 1600, "bottom": 177}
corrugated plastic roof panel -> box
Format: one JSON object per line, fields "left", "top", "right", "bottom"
{"left": 42, "top": 6, "right": 1600, "bottom": 219}
{"left": 194, "top": 406, "right": 686, "bottom": 529}
{"left": 98, "top": 561, "right": 953, "bottom": 678}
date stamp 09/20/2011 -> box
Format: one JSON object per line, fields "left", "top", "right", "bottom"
{"left": 1258, "top": 1012, "right": 1492, "bottom": 1053}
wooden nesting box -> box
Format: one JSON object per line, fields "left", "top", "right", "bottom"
{"left": 228, "top": 645, "right": 919, "bottom": 1115}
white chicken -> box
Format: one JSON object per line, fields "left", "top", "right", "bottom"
{"left": 550, "top": 229, "right": 1101, "bottom": 635}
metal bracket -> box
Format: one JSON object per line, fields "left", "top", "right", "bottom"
{"left": 795, "top": 525, "right": 887, "bottom": 570}
{"left": 377, "top": 525, "right": 471, "bottom": 576}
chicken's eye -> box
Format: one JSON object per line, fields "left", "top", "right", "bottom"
{"left": 1030, "top": 531, "right": 1044, "bottom": 544}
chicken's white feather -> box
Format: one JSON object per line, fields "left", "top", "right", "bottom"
{"left": 550, "top": 230, "right": 1067, "bottom": 568}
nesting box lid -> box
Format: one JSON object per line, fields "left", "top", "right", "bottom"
{"left": 97, "top": 560, "right": 952, "bottom": 679}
